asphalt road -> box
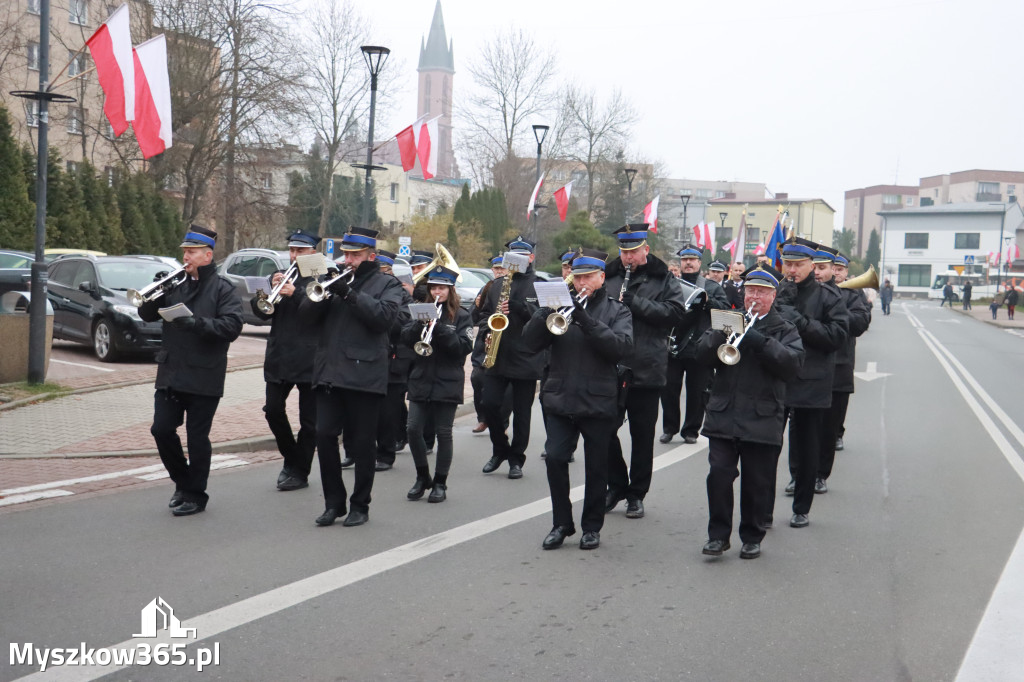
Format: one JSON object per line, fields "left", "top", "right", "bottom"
{"left": 2, "top": 300, "right": 1023, "bottom": 681}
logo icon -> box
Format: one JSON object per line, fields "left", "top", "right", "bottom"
{"left": 134, "top": 597, "right": 196, "bottom": 639}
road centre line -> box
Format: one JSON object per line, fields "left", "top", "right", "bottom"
{"left": 14, "top": 444, "right": 703, "bottom": 682}
{"left": 48, "top": 359, "right": 117, "bottom": 373}
{"left": 0, "top": 490, "right": 74, "bottom": 507}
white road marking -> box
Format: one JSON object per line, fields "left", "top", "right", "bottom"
{"left": 13, "top": 444, "right": 703, "bottom": 681}
{"left": 136, "top": 458, "right": 248, "bottom": 481}
{"left": 48, "top": 359, "right": 117, "bottom": 373}
{"left": 0, "top": 490, "right": 74, "bottom": 506}
{"left": 854, "top": 361, "right": 892, "bottom": 382}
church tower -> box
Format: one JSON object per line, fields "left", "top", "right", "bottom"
{"left": 417, "top": 1, "right": 458, "bottom": 180}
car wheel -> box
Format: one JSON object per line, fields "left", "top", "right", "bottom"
{"left": 93, "top": 319, "right": 120, "bottom": 362}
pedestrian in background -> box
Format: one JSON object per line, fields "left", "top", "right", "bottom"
{"left": 880, "top": 280, "right": 893, "bottom": 315}
{"left": 1006, "top": 286, "right": 1019, "bottom": 320}
{"left": 962, "top": 280, "right": 973, "bottom": 310}
{"left": 940, "top": 281, "right": 955, "bottom": 307}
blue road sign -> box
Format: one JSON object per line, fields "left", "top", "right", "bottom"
{"left": 325, "top": 239, "right": 335, "bottom": 257}
{"left": 398, "top": 245, "right": 412, "bottom": 257}
{"left": 964, "top": 255, "right": 975, "bottom": 265}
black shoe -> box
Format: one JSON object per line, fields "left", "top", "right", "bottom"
{"left": 790, "top": 513, "right": 809, "bottom": 528}
{"left": 740, "top": 543, "right": 761, "bottom": 559}
{"left": 315, "top": 508, "right": 341, "bottom": 527}
{"left": 605, "top": 490, "right": 625, "bottom": 513}
{"left": 625, "top": 499, "right": 645, "bottom": 519}
{"left": 172, "top": 500, "right": 206, "bottom": 516}
{"left": 276, "top": 469, "right": 289, "bottom": 486}
{"left": 758, "top": 517, "right": 774, "bottom": 531}
{"left": 542, "top": 525, "right": 575, "bottom": 549}
{"left": 508, "top": 464, "right": 523, "bottom": 479}
{"left": 659, "top": 433, "right": 673, "bottom": 444}
{"left": 568, "top": 454, "right": 575, "bottom": 463}
{"left": 428, "top": 483, "right": 447, "bottom": 503}
{"left": 340, "top": 457, "right": 354, "bottom": 469}
{"left": 472, "top": 422, "right": 488, "bottom": 434}
{"left": 540, "top": 451, "right": 547, "bottom": 458}
{"left": 342, "top": 510, "right": 369, "bottom": 527}
{"left": 814, "top": 478, "right": 828, "bottom": 494}
{"left": 407, "top": 477, "right": 433, "bottom": 500}
{"left": 277, "top": 476, "right": 309, "bottom": 492}
{"left": 168, "top": 490, "right": 185, "bottom": 508}
{"left": 682, "top": 434, "right": 698, "bottom": 444}
{"left": 375, "top": 460, "right": 393, "bottom": 472}
{"left": 835, "top": 436, "right": 844, "bottom": 451}
{"left": 394, "top": 439, "right": 407, "bottom": 452}
{"left": 784, "top": 479, "right": 796, "bottom": 496}
{"left": 702, "top": 539, "right": 731, "bottom": 556}
{"left": 579, "top": 531, "right": 600, "bottom": 550}
{"left": 482, "top": 456, "right": 504, "bottom": 474}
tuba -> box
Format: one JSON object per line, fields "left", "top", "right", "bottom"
{"left": 839, "top": 265, "right": 879, "bottom": 290}
{"left": 412, "top": 243, "right": 462, "bottom": 285}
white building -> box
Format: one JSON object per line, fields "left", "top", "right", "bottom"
{"left": 878, "top": 202, "right": 1024, "bottom": 297}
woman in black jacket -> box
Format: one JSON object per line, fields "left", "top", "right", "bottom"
{"left": 401, "top": 266, "right": 473, "bottom": 502}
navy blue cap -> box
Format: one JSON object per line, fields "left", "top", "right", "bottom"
{"left": 744, "top": 264, "right": 782, "bottom": 289}
{"left": 709, "top": 260, "right": 727, "bottom": 272}
{"left": 340, "top": 226, "right": 378, "bottom": 251}
{"left": 613, "top": 224, "right": 649, "bottom": 251}
{"left": 813, "top": 244, "right": 839, "bottom": 263}
{"left": 676, "top": 242, "right": 704, "bottom": 259}
{"left": 180, "top": 224, "right": 217, "bottom": 249}
{"left": 491, "top": 254, "right": 505, "bottom": 266}
{"left": 376, "top": 249, "right": 396, "bottom": 266}
{"left": 287, "top": 230, "right": 321, "bottom": 249}
{"left": 409, "top": 249, "right": 433, "bottom": 265}
{"left": 426, "top": 265, "right": 459, "bottom": 286}
{"left": 782, "top": 236, "right": 817, "bottom": 261}
{"left": 505, "top": 235, "right": 536, "bottom": 254}
{"left": 561, "top": 249, "right": 577, "bottom": 263}
{"left": 835, "top": 252, "right": 850, "bottom": 266}
{"left": 571, "top": 248, "right": 608, "bottom": 274}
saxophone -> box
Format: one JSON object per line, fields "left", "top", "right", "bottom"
{"left": 482, "top": 272, "right": 514, "bottom": 369}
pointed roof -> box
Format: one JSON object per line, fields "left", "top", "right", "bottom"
{"left": 418, "top": 1, "right": 454, "bottom": 74}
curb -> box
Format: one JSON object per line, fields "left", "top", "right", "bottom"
{"left": 949, "top": 306, "right": 1023, "bottom": 330}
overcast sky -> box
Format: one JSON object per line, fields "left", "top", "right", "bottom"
{"left": 354, "top": 0, "right": 1023, "bottom": 229}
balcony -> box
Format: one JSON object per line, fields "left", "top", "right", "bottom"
{"left": 977, "top": 192, "right": 1002, "bottom": 202}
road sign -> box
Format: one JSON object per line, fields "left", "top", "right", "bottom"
{"left": 325, "top": 239, "right": 334, "bottom": 258}
{"left": 398, "top": 236, "right": 411, "bottom": 258}
{"left": 964, "top": 255, "right": 975, "bottom": 265}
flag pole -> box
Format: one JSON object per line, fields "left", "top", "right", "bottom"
{"left": 45, "top": 42, "right": 92, "bottom": 93}
{"left": 49, "top": 65, "right": 97, "bottom": 91}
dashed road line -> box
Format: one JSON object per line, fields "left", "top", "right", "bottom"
{"left": 0, "top": 490, "right": 74, "bottom": 507}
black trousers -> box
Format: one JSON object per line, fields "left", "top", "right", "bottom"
{"left": 315, "top": 387, "right": 382, "bottom": 513}
{"left": 818, "top": 391, "right": 851, "bottom": 479}
{"left": 264, "top": 381, "right": 316, "bottom": 478}
{"left": 545, "top": 413, "right": 614, "bottom": 533}
{"left": 151, "top": 389, "right": 221, "bottom": 504}
{"left": 607, "top": 387, "right": 660, "bottom": 501}
{"left": 707, "top": 437, "right": 775, "bottom": 544}
{"left": 376, "top": 383, "right": 407, "bottom": 465}
{"left": 473, "top": 366, "right": 513, "bottom": 427}
{"left": 481, "top": 374, "right": 536, "bottom": 467}
{"left": 788, "top": 407, "right": 829, "bottom": 515}
{"left": 409, "top": 401, "right": 457, "bottom": 478}
{"left": 661, "top": 355, "right": 710, "bottom": 439}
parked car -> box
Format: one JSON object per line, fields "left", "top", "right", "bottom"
{"left": 463, "top": 267, "right": 495, "bottom": 282}
{"left": 46, "top": 255, "right": 174, "bottom": 361}
{"left": 44, "top": 248, "right": 107, "bottom": 262}
{"left": 218, "top": 248, "right": 290, "bottom": 326}
{"left": 454, "top": 267, "right": 492, "bottom": 309}
{"left": 0, "top": 249, "right": 33, "bottom": 296}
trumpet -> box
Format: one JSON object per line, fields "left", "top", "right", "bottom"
{"left": 127, "top": 267, "right": 188, "bottom": 307}
{"left": 306, "top": 266, "right": 355, "bottom": 302}
{"left": 546, "top": 288, "right": 589, "bottom": 335}
{"left": 414, "top": 297, "right": 444, "bottom": 357}
{"left": 716, "top": 305, "right": 758, "bottom": 366}
{"left": 255, "top": 263, "right": 299, "bottom": 315}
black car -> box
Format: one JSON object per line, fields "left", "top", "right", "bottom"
{"left": 46, "top": 256, "right": 174, "bottom": 361}
{"left": 0, "top": 249, "right": 33, "bottom": 297}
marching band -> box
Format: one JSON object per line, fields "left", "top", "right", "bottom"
{"left": 143, "top": 222, "right": 876, "bottom": 558}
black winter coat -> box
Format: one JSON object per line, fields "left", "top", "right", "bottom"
{"left": 775, "top": 275, "right": 850, "bottom": 408}
{"left": 522, "top": 287, "right": 633, "bottom": 419}
{"left": 251, "top": 273, "right": 319, "bottom": 384}
{"left": 676, "top": 273, "right": 731, "bottom": 360}
{"left": 476, "top": 265, "right": 545, "bottom": 380}
{"left": 401, "top": 306, "right": 473, "bottom": 403}
{"left": 833, "top": 287, "right": 872, "bottom": 393}
{"left": 388, "top": 284, "right": 414, "bottom": 385}
{"left": 696, "top": 308, "right": 804, "bottom": 446}
{"left": 604, "top": 256, "right": 689, "bottom": 388}
{"left": 298, "top": 260, "right": 404, "bottom": 396}
{"left": 139, "top": 262, "right": 243, "bottom": 397}
{"left": 722, "top": 279, "right": 745, "bottom": 309}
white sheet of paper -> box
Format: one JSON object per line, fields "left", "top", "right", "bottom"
{"left": 158, "top": 303, "right": 193, "bottom": 322}
{"left": 296, "top": 253, "right": 332, "bottom": 278}
{"left": 244, "top": 276, "right": 271, "bottom": 295}
{"left": 409, "top": 303, "right": 441, "bottom": 322}
{"left": 710, "top": 309, "right": 745, "bottom": 333}
{"left": 501, "top": 252, "right": 530, "bottom": 273}
{"left": 534, "top": 281, "right": 575, "bottom": 309}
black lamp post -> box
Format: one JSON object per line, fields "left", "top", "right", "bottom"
{"left": 994, "top": 202, "right": 1008, "bottom": 291}
{"left": 678, "top": 191, "right": 691, "bottom": 246}
{"left": 719, "top": 211, "right": 728, "bottom": 254}
{"left": 624, "top": 168, "right": 638, "bottom": 223}
{"left": 353, "top": 45, "right": 389, "bottom": 230}
{"left": 531, "top": 124, "right": 549, "bottom": 239}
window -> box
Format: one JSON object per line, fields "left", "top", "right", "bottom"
{"left": 694, "top": 188, "right": 712, "bottom": 199}
{"left": 260, "top": 173, "right": 272, "bottom": 190}
{"left": 226, "top": 255, "right": 261, "bottom": 277}
{"left": 27, "top": 42, "right": 39, "bottom": 70}
{"left": 67, "top": 107, "right": 84, "bottom": 135}
{"left": 26, "top": 101, "right": 39, "bottom": 128}
{"left": 898, "top": 264, "right": 931, "bottom": 287}
{"left": 417, "top": 198, "right": 428, "bottom": 215}
{"left": 1009, "top": 184, "right": 1016, "bottom": 195}
{"left": 101, "top": 118, "right": 114, "bottom": 140}
{"left": 954, "top": 233, "right": 980, "bottom": 249}
{"left": 49, "top": 262, "right": 82, "bottom": 287}
{"left": 27, "top": 0, "right": 41, "bottom": 14}
{"left": 978, "top": 182, "right": 999, "bottom": 195}
{"left": 905, "top": 196, "right": 914, "bottom": 206}
{"left": 423, "top": 76, "right": 431, "bottom": 115}
{"left": 389, "top": 182, "right": 399, "bottom": 202}
{"left": 68, "top": 51, "right": 87, "bottom": 77}
{"left": 715, "top": 190, "right": 726, "bottom": 199}
{"left": 69, "top": 0, "right": 88, "bottom": 25}
{"left": 882, "top": 194, "right": 902, "bottom": 205}
{"left": 904, "top": 233, "right": 928, "bottom": 249}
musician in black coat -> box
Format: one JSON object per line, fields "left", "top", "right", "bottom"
{"left": 250, "top": 231, "right": 321, "bottom": 491}
{"left": 817, "top": 252, "right": 872, "bottom": 489}
{"left": 401, "top": 266, "right": 473, "bottom": 503}
{"left": 374, "top": 250, "right": 413, "bottom": 472}
{"left": 523, "top": 249, "right": 634, "bottom": 550}
{"left": 696, "top": 266, "right": 804, "bottom": 559}
{"left": 139, "top": 225, "right": 243, "bottom": 516}
{"left": 469, "top": 255, "right": 511, "bottom": 434}
{"left": 298, "top": 227, "right": 404, "bottom": 528}
{"left": 477, "top": 237, "right": 545, "bottom": 479}
{"left": 603, "top": 225, "right": 689, "bottom": 519}
{"left": 773, "top": 238, "right": 850, "bottom": 528}
{"left": 660, "top": 244, "right": 731, "bottom": 444}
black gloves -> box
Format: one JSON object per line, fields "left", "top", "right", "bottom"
{"left": 778, "top": 306, "right": 807, "bottom": 331}
{"left": 536, "top": 306, "right": 555, "bottom": 320}
{"left": 742, "top": 326, "right": 767, "bottom": 351}
{"left": 572, "top": 301, "right": 596, "bottom": 331}
{"left": 620, "top": 290, "right": 635, "bottom": 307}
{"left": 171, "top": 316, "right": 197, "bottom": 331}
{"left": 328, "top": 277, "right": 351, "bottom": 298}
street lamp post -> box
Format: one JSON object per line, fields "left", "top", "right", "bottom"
{"left": 678, "top": 191, "right": 691, "bottom": 247}
{"left": 531, "top": 124, "right": 549, "bottom": 240}
{"left": 718, "top": 211, "right": 727, "bottom": 256}
{"left": 624, "top": 168, "right": 638, "bottom": 223}
{"left": 354, "top": 45, "right": 390, "bottom": 230}
{"left": 994, "top": 202, "right": 1008, "bottom": 291}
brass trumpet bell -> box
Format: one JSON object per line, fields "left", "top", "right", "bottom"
{"left": 412, "top": 243, "right": 462, "bottom": 285}
{"left": 839, "top": 265, "right": 879, "bottom": 290}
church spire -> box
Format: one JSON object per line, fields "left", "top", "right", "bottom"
{"left": 418, "top": 1, "right": 454, "bottom": 74}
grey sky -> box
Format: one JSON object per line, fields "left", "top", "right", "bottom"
{"left": 357, "top": 0, "right": 1024, "bottom": 230}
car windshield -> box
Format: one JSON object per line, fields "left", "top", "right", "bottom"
{"left": 459, "top": 269, "right": 490, "bottom": 288}
{"left": 97, "top": 262, "right": 178, "bottom": 291}
{"left": 0, "top": 253, "right": 31, "bottom": 268}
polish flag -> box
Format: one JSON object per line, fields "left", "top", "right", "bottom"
{"left": 527, "top": 172, "right": 545, "bottom": 219}
{"left": 754, "top": 243, "right": 766, "bottom": 256}
{"left": 1008, "top": 242, "right": 1020, "bottom": 264}
{"left": 395, "top": 124, "right": 418, "bottom": 172}
{"left": 132, "top": 35, "right": 172, "bottom": 159}
{"left": 86, "top": 4, "right": 134, "bottom": 136}
{"left": 723, "top": 238, "right": 738, "bottom": 261}
{"left": 643, "top": 194, "right": 660, "bottom": 233}
{"left": 692, "top": 223, "right": 715, "bottom": 250}
{"left": 415, "top": 116, "right": 439, "bottom": 180}
{"left": 553, "top": 181, "right": 573, "bottom": 222}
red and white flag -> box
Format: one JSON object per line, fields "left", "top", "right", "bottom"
{"left": 989, "top": 251, "right": 998, "bottom": 265}
{"left": 395, "top": 123, "right": 418, "bottom": 172}
{"left": 86, "top": 4, "right": 134, "bottom": 136}
{"left": 754, "top": 243, "right": 766, "bottom": 256}
{"left": 692, "top": 222, "right": 715, "bottom": 250}
{"left": 735, "top": 211, "right": 747, "bottom": 261}
{"left": 1008, "top": 242, "right": 1020, "bottom": 263}
{"left": 527, "top": 172, "right": 545, "bottom": 219}
{"left": 643, "top": 194, "right": 660, "bottom": 233}
{"left": 415, "top": 116, "right": 439, "bottom": 180}
{"left": 553, "top": 181, "right": 573, "bottom": 222}
{"left": 132, "top": 35, "right": 172, "bottom": 159}
{"left": 723, "top": 238, "right": 738, "bottom": 260}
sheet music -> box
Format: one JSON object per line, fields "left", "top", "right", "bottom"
{"left": 710, "top": 309, "right": 745, "bottom": 334}
{"left": 243, "top": 276, "right": 271, "bottom": 295}
{"left": 501, "top": 252, "right": 530, "bottom": 273}
{"left": 296, "top": 253, "right": 332, "bottom": 278}
{"left": 534, "top": 281, "right": 575, "bottom": 309}
{"left": 158, "top": 303, "right": 193, "bottom": 322}
{"left": 408, "top": 303, "right": 442, "bottom": 322}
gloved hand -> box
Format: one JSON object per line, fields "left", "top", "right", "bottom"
{"left": 328, "top": 277, "right": 351, "bottom": 298}
{"left": 536, "top": 306, "right": 555, "bottom": 320}
{"left": 572, "top": 301, "right": 595, "bottom": 331}
{"left": 171, "top": 316, "right": 197, "bottom": 331}
{"left": 742, "top": 326, "right": 767, "bottom": 351}
{"left": 621, "top": 290, "right": 636, "bottom": 307}
{"left": 778, "top": 306, "right": 807, "bottom": 330}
